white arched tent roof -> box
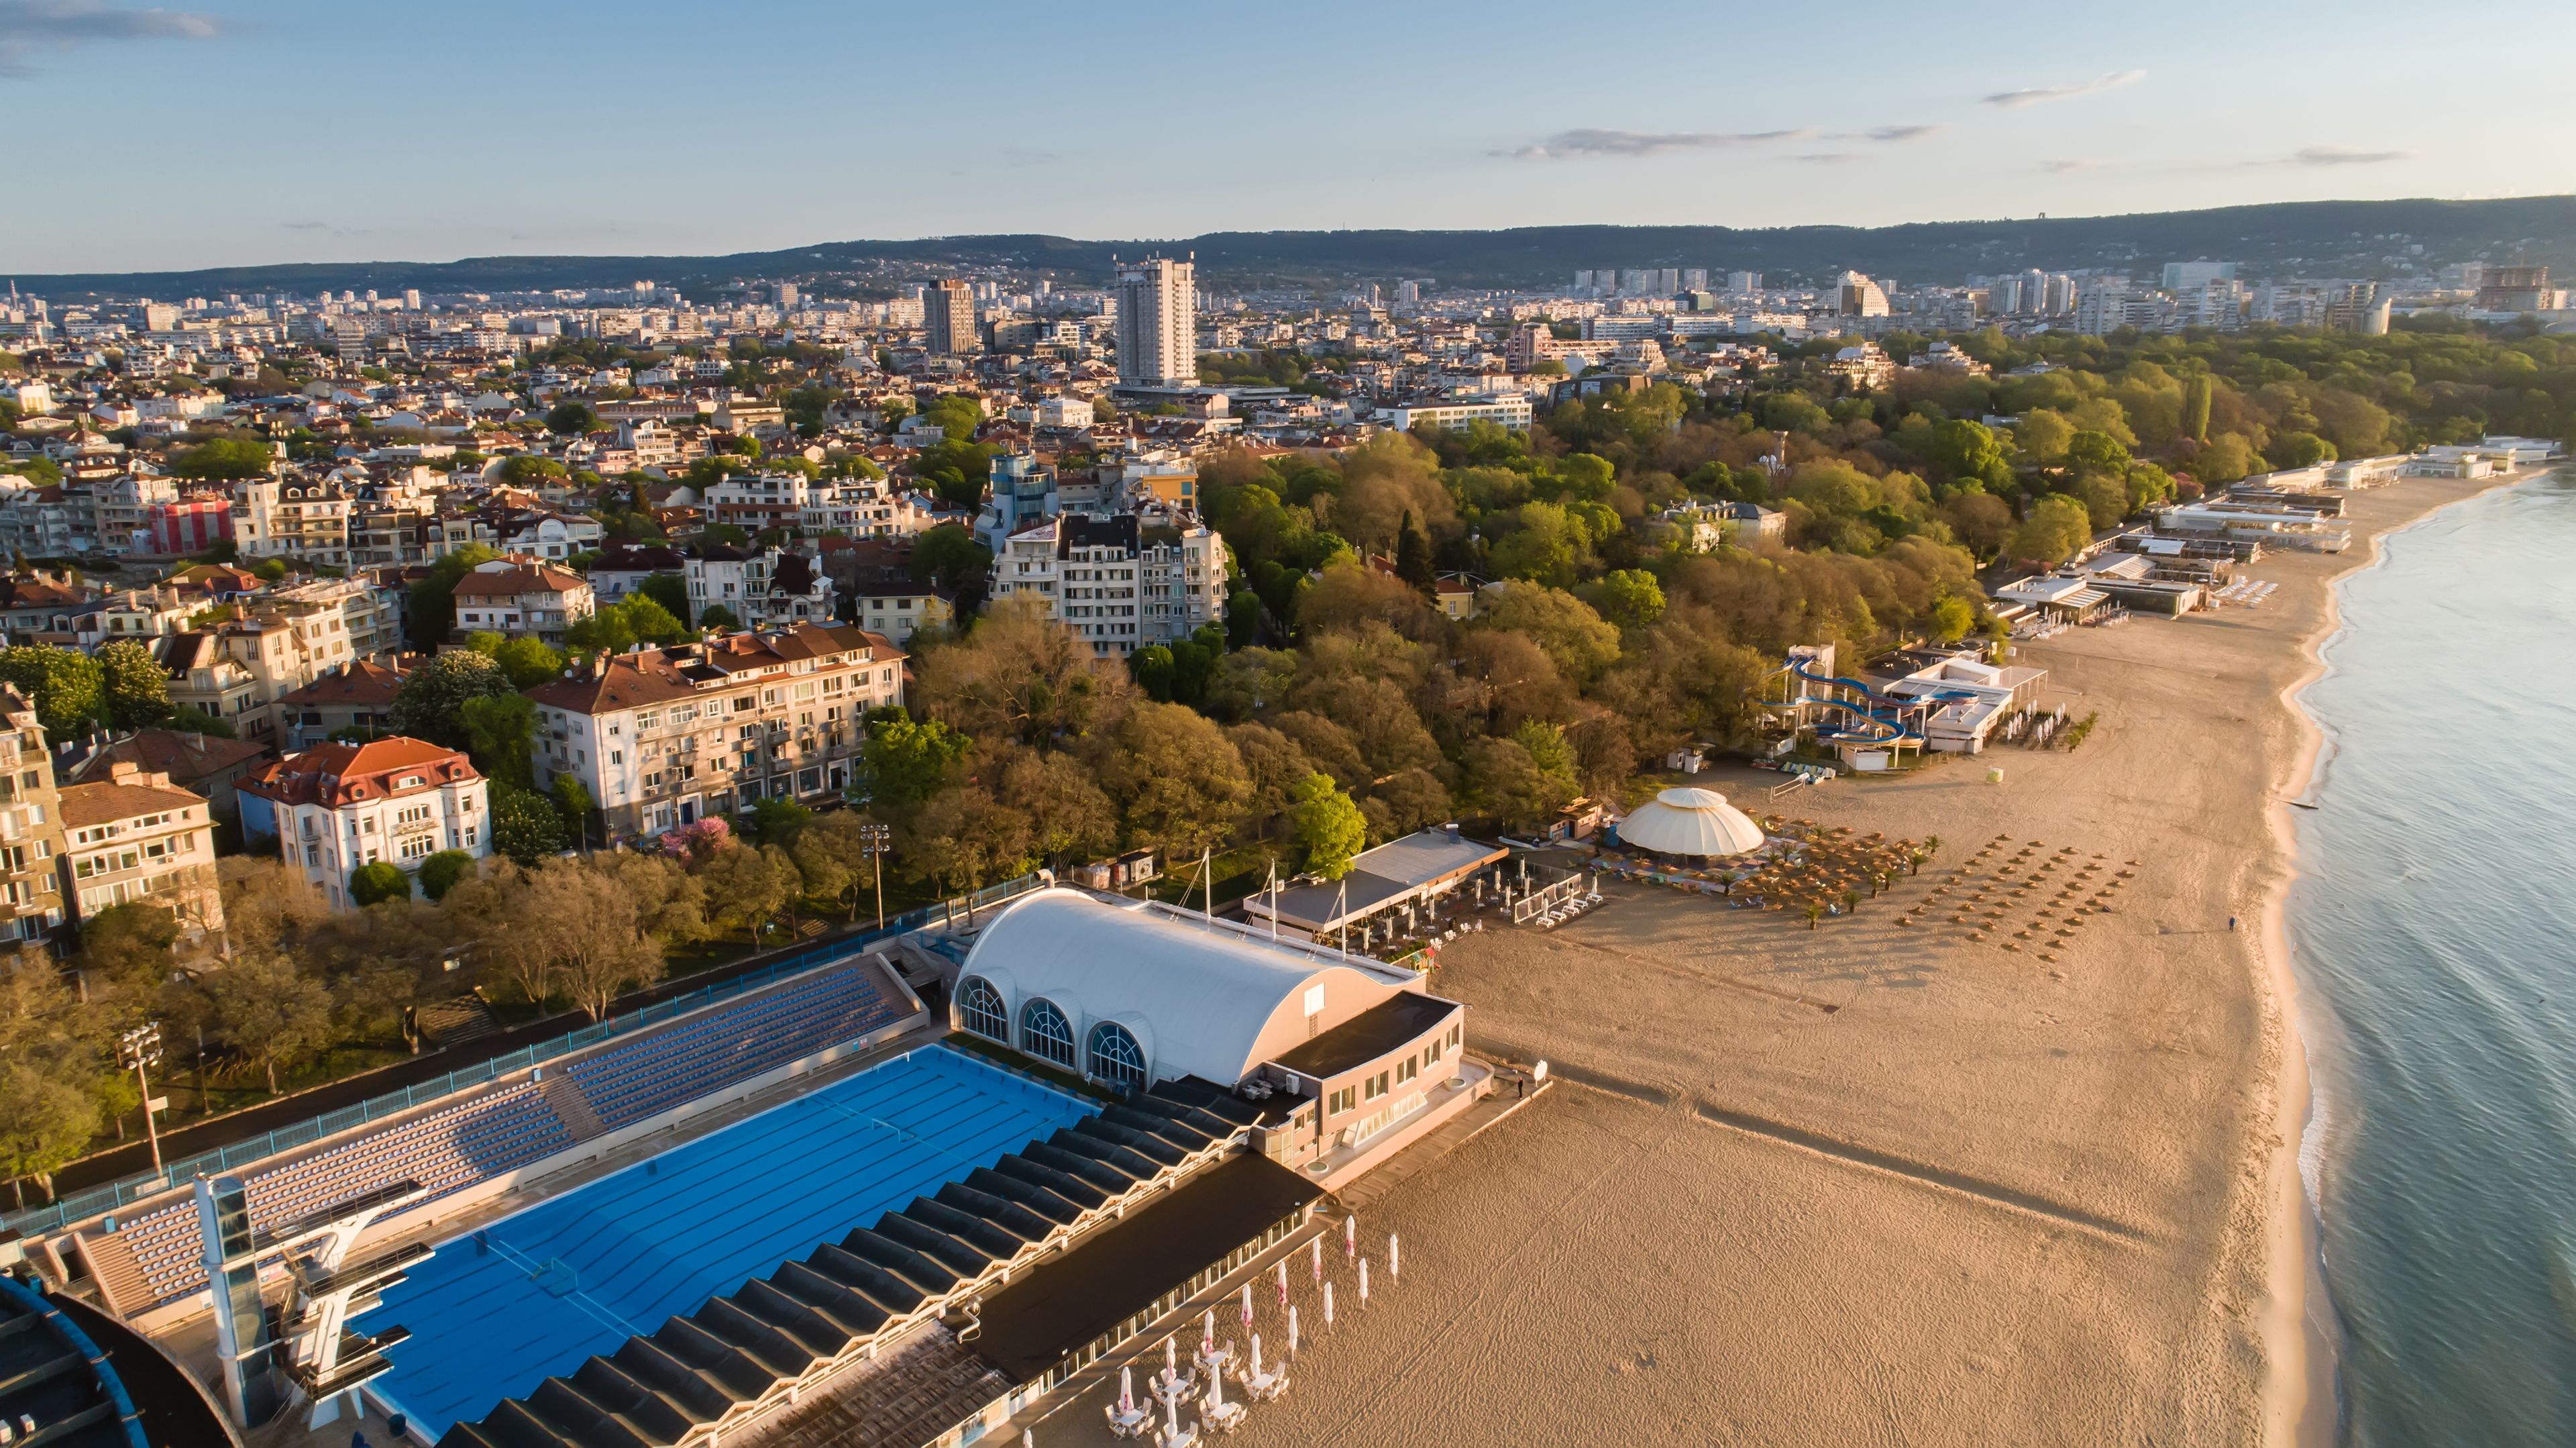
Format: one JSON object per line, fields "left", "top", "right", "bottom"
{"left": 959, "top": 888, "right": 1395, "bottom": 1086}
{"left": 1617, "top": 786, "right": 1765, "bottom": 858}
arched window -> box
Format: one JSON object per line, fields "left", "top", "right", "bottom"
{"left": 1022, "top": 998, "right": 1075, "bottom": 1070}
{"left": 1086, "top": 1021, "right": 1146, "bottom": 1093}
{"left": 957, "top": 977, "right": 1008, "bottom": 1043}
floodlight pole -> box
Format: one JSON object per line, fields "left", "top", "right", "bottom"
{"left": 121, "top": 1024, "right": 164, "bottom": 1176}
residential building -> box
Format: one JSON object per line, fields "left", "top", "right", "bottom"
{"left": 1114, "top": 255, "right": 1197, "bottom": 388}
{"left": 239, "top": 737, "right": 489, "bottom": 911}
{"left": 684, "top": 545, "right": 834, "bottom": 627}
{"left": 987, "top": 512, "right": 1226, "bottom": 659}
{"left": 146, "top": 495, "right": 234, "bottom": 556}
{"left": 449, "top": 558, "right": 594, "bottom": 641}
{"left": 0, "top": 686, "right": 68, "bottom": 958}
{"left": 587, "top": 544, "right": 686, "bottom": 605}
{"left": 522, "top": 622, "right": 906, "bottom": 844}
{"left": 276, "top": 659, "right": 407, "bottom": 749}
{"left": 2161, "top": 261, "right": 2239, "bottom": 290}
{"left": 845, "top": 579, "right": 955, "bottom": 644}
{"left": 58, "top": 729, "right": 272, "bottom": 823}
{"left": 1379, "top": 395, "right": 1534, "bottom": 433}
{"left": 58, "top": 762, "right": 223, "bottom": 943}
{"left": 232, "top": 478, "right": 351, "bottom": 568}
{"left": 1825, "top": 271, "right": 1891, "bottom": 317}
{"left": 924, "top": 278, "right": 979, "bottom": 356}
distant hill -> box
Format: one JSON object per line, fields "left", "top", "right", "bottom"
{"left": 15, "top": 196, "right": 2576, "bottom": 299}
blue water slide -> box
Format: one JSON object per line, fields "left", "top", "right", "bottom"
{"left": 1803, "top": 696, "right": 1920, "bottom": 744}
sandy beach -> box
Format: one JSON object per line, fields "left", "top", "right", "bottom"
{"left": 1022, "top": 474, "right": 2506, "bottom": 1448}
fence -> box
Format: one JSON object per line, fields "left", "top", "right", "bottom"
{"left": 7, "top": 870, "right": 1049, "bottom": 1239}
{"left": 1506, "top": 865, "right": 1591, "bottom": 925}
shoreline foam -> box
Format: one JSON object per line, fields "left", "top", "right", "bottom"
{"left": 2258, "top": 467, "right": 2540, "bottom": 1447}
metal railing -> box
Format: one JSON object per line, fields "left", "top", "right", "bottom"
{"left": 7, "top": 872, "right": 1040, "bottom": 1239}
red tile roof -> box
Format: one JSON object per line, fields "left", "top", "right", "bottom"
{"left": 239, "top": 737, "right": 479, "bottom": 809}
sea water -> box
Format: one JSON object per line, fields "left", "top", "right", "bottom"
{"left": 2292, "top": 470, "right": 2576, "bottom": 1446}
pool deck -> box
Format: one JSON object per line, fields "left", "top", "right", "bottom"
{"left": 162, "top": 1015, "right": 956, "bottom": 1448}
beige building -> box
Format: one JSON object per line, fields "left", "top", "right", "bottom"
{"left": 450, "top": 558, "right": 594, "bottom": 641}
{"left": 233, "top": 478, "right": 352, "bottom": 568}
{"left": 523, "top": 622, "right": 905, "bottom": 844}
{"left": 58, "top": 762, "right": 223, "bottom": 943}
{"left": 0, "top": 686, "right": 68, "bottom": 960}
{"left": 154, "top": 599, "right": 368, "bottom": 744}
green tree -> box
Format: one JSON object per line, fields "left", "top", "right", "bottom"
{"left": 1393, "top": 510, "right": 1436, "bottom": 596}
{"left": 197, "top": 948, "right": 335, "bottom": 1094}
{"left": 699, "top": 603, "right": 743, "bottom": 630}
{"left": 417, "top": 849, "right": 476, "bottom": 900}
{"left": 1288, "top": 772, "right": 1366, "bottom": 879}
{"left": 406, "top": 543, "right": 502, "bottom": 650}
{"left": 747, "top": 797, "right": 812, "bottom": 847}
{"left": 2008, "top": 495, "right": 2095, "bottom": 565}
{"left": 93, "top": 639, "right": 171, "bottom": 730}
{"left": 169, "top": 437, "right": 274, "bottom": 481}
{"left": 488, "top": 780, "right": 568, "bottom": 864}
{"left": 391, "top": 650, "right": 513, "bottom": 749}
{"left": 499, "top": 456, "right": 568, "bottom": 486}
{"left": 2066, "top": 429, "right": 2133, "bottom": 476}
{"left": 545, "top": 401, "right": 600, "bottom": 436}
{"left": 622, "top": 595, "right": 686, "bottom": 644}
{"left": 458, "top": 692, "right": 539, "bottom": 790}
{"left": 638, "top": 573, "right": 692, "bottom": 626}
{"left": 912, "top": 523, "right": 993, "bottom": 601}
{"left": 166, "top": 705, "right": 235, "bottom": 738}
{"left": 1582, "top": 570, "right": 1666, "bottom": 629}
{"left": 551, "top": 774, "right": 596, "bottom": 847}
{"left": 492, "top": 635, "right": 565, "bottom": 688}
{"left": 2181, "top": 374, "right": 2212, "bottom": 443}
{"left": 2267, "top": 431, "right": 2337, "bottom": 469}
{"left": 0, "top": 645, "right": 105, "bottom": 741}
{"left": 1929, "top": 596, "right": 1976, "bottom": 644}
{"left": 348, "top": 861, "right": 411, "bottom": 907}
{"left": 859, "top": 713, "right": 971, "bottom": 810}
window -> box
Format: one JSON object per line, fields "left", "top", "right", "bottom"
{"left": 1328, "top": 1086, "right": 1355, "bottom": 1115}
{"left": 958, "top": 977, "right": 1008, "bottom": 1043}
{"left": 1363, "top": 1071, "right": 1389, "bottom": 1102}
{"left": 1022, "top": 999, "right": 1075, "bottom": 1070}
{"left": 1087, "top": 1022, "right": 1146, "bottom": 1092}
{"left": 1397, "top": 1056, "right": 1418, "bottom": 1086}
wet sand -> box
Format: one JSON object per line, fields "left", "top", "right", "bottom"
{"left": 1026, "top": 476, "right": 2502, "bottom": 1447}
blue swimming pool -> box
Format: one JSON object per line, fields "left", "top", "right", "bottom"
{"left": 357, "top": 1047, "right": 1092, "bottom": 1436}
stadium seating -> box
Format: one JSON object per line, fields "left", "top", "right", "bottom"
{"left": 89, "top": 960, "right": 908, "bottom": 1312}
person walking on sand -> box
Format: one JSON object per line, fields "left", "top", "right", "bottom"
{"left": 2229, "top": 916, "right": 2238, "bottom": 932}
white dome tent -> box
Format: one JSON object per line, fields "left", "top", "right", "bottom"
{"left": 1615, "top": 786, "right": 1766, "bottom": 859}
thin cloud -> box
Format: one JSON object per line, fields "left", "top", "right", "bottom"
{"left": 2039, "top": 158, "right": 2100, "bottom": 174}
{"left": 2278, "top": 145, "right": 2414, "bottom": 166}
{"left": 1788, "top": 152, "right": 1862, "bottom": 166}
{"left": 1506, "top": 126, "right": 1810, "bottom": 160}
{"left": 1862, "top": 124, "right": 1942, "bottom": 143}
{"left": 0, "top": 0, "right": 220, "bottom": 77}
{"left": 1982, "top": 70, "right": 2145, "bottom": 108}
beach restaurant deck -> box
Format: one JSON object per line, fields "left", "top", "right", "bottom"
{"left": 1242, "top": 829, "right": 1505, "bottom": 945}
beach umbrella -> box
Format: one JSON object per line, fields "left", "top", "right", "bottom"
{"left": 1311, "top": 1237, "right": 1323, "bottom": 1283}
{"left": 1205, "top": 1356, "right": 1226, "bottom": 1412}
{"left": 1165, "top": 1390, "right": 1181, "bottom": 1439}
{"left": 1120, "top": 1365, "right": 1135, "bottom": 1415}
{"left": 1358, "top": 1257, "right": 1370, "bottom": 1306}
{"left": 1276, "top": 1259, "right": 1289, "bottom": 1306}
{"left": 1249, "top": 1334, "right": 1264, "bottom": 1380}
{"left": 1288, "top": 1306, "right": 1299, "bottom": 1354}
{"left": 1344, "top": 1214, "right": 1357, "bottom": 1261}
{"left": 1324, "top": 1281, "right": 1335, "bottom": 1328}
{"left": 1241, "top": 1282, "right": 1254, "bottom": 1329}
{"left": 1023, "top": 1432, "right": 1034, "bottom": 1448}
{"left": 1165, "top": 1336, "right": 1178, "bottom": 1378}
{"left": 1201, "top": 1308, "right": 1216, "bottom": 1355}
{"left": 1388, "top": 1233, "right": 1399, "bottom": 1281}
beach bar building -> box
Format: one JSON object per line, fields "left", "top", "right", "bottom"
{"left": 1240, "top": 827, "right": 1506, "bottom": 945}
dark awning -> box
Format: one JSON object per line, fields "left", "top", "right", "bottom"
{"left": 1268, "top": 993, "right": 1460, "bottom": 1081}
{"left": 969, "top": 1156, "right": 1322, "bottom": 1382}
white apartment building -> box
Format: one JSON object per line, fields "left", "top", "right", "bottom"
{"left": 1114, "top": 255, "right": 1197, "bottom": 388}
{"left": 450, "top": 558, "right": 594, "bottom": 641}
{"left": 988, "top": 512, "right": 1226, "bottom": 659}
{"left": 1379, "top": 395, "right": 1535, "bottom": 433}
{"left": 800, "top": 481, "right": 939, "bottom": 539}
{"left": 523, "top": 622, "right": 906, "bottom": 843}
{"left": 686, "top": 544, "right": 836, "bottom": 627}
{"left": 233, "top": 478, "right": 352, "bottom": 568}
{"left": 240, "top": 737, "right": 490, "bottom": 911}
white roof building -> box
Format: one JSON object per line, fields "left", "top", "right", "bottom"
{"left": 1614, "top": 787, "right": 1764, "bottom": 858}
{"left": 957, "top": 888, "right": 1421, "bottom": 1090}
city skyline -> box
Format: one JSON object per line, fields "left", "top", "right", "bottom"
{"left": 1, "top": 0, "right": 2566, "bottom": 274}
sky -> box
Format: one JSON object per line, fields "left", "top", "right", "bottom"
{"left": 3, "top": 0, "right": 2573, "bottom": 276}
